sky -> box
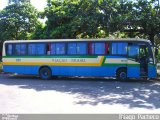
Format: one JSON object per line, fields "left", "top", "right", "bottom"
{"left": 0, "top": 0, "right": 47, "bottom": 11}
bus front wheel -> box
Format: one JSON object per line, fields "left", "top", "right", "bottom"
{"left": 116, "top": 69, "right": 127, "bottom": 81}
{"left": 39, "top": 67, "right": 52, "bottom": 80}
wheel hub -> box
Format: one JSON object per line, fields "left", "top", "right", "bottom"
{"left": 120, "top": 72, "right": 126, "bottom": 79}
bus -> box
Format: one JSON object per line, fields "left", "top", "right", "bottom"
{"left": 2, "top": 38, "right": 157, "bottom": 80}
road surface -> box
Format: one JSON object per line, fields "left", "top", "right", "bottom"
{"left": 0, "top": 74, "right": 160, "bottom": 113}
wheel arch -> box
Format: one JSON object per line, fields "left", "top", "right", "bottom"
{"left": 116, "top": 67, "right": 127, "bottom": 75}
{"left": 116, "top": 67, "right": 127, "bottom": 80}
{"left": 39, "top": 65, "right": 52, "bottom": 74}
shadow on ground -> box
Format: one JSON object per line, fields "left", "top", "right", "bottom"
{"left": 0, "top": 74, "right": 160, "bottom": 110}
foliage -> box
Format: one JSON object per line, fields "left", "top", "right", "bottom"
{"left": 43, "top": 0, "right": 113, "bottom": 38}
{"left": 31, "top": 22, "right": 47, "bottom": 39}
{"left": 119, "top": 0, "right": 160, "bottom": 44}
{"left": 0, "top": 0, "right": 159, "bottom": 43}
{"left": 41, "top": 0, "right": 160, "bottom": 42}
{"left": 155, "top": 33, "right": 160, "bottom": 47}
{"left": 0, "top": 3, "right": 39, "bottom": 40}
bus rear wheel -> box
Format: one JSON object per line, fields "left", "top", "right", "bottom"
{"left": 39, "top": 67, "right": 52, "bottom": 80}
{"left": 116, "top": 69, "right": 127, "bottom": 81}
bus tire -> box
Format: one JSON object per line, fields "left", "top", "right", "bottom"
{"left": 116, "top": 69, "right": 127, "bottom": 81}
{"left": 39, "top": 67, "right": 52, "bottom": 80}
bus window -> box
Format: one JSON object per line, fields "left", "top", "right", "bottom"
{"left": 56, "top": 43, "right": 65, "bottom": 55}
{"left": 88, "top": 42, "right": 105, "bottom": 55}
{"left": 15, "top": 44, "right": 27, "bottom": 56}
{"left": 67, "top": 43, "right": 76, "bottom": 55}
{"left": 28, "top": 44, "right": 36, "bottom": 55}
{"left": 50, "top": 43, "right": 56, "bottom": 55}
{"left": 112, "top": 42, "right": 127, "bottom": 55}
{"left": 118, "top": 43, "right": 127, "bottom": 55}
{"left": 95, "top": 43, "right": 105, "bottom": 54}
{"left": 37, "top": 44, "right": 46, "bottom": 55}
{"left": 128, "top": 45, "right": 139, "bottom": 58}
{"left": 77, "top": 43, "right": 87, "bottom": 55}
{"left": 28, "top": 43, "right": 46, "bottom": 55}
{"left": 15, "top": 44, "right": 21, "bottom": 55}
{"left": 139, "top": 46, "right": 149, "bottom": 58}
{"left": 21, "top": 44, "right": 27, "bottom": 55}
{"left": 6, "top": 44, "right": 13, "bottom": 55}
{"left": 112, "top": 43, "right": 117, "bottom": 54}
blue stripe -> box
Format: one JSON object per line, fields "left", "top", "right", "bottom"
{"left": 3, "top": 65, "right": 124, "bottom": 77}
{"left": 106, "top": 55, "right": 126, "bottom": 58}
{"left": 3, "top": 65, "right": 156, "bottom": 78}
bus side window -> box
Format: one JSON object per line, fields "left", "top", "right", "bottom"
{"left": 50, "top": 43, "right": 56, "bottom": 55}
{"left": 21, "top": 44, "right": 27, "bottom": 55}
{"left": 37, "top": 43, "right": 46, "bottom": 55}
{"left": 67, "top": 43, "right": 76, "bottom": 55}
{"left": 111, "top": 42, "right": 127, "bottom": 55}
{"left": 6, "top": 44, "right": 13, "bottom": 56}
{"left": 112, "top": 43, "right": 117, "bottom": 54}
{"left": 56, "top": 43, "right": 65, "bottom": 55}
{"left": 128, "top": 45, "right": 139, "bottom": 59}
{"left": 118, "top": 43, "right": 127, "bottom": 54}
{"left": 88, "top": 42, "right": 105, "bottom": 55}
{"left": 77, "top": 43, "right": 87, "bottom": 55}
{"left": 28, "top": 44, "right": 36, "bottom": 55}
{"left": 28, "top": 43, "right": 45, "bottom": 56}
{"left": 15, "top": 44, "right": 27, "bottom": 56}
{"left": 94, "top": 43, "right": 105, "bottom": 54}
{"left": 15, "top": 44, "right": 21, "bottom": 55}
{"left": 139, "top": 46, "right": 148, "bottom": 58}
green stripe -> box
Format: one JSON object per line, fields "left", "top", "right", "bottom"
{"left": 128, "top": 64, "right": 140, "bottom": 67}
{"left": 103, "top": 63, "right": 139, "bottom": 67}
{"left": 3, "top": 55, "right": 98, "bottom": 58}
{"left": 102, "top": 57, "right": 106, "bottom": 66}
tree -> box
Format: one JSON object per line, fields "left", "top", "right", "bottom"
{"left": 31, "top": 22, "right": 46, "bottom": 39}
{"left": 98, "top": 0, "right": 122, "bottom": 36}
{"left": 44, "top": 0, "right": 80, "bottom": 38}
{"left": 0, "top": 0, "right": 159, "bottom": 46}
{"left": 0, "top": 3, "right": 39, "bottom": 40}
{"left": 155, "top": 33, "right": 160, "bottom": 47}
{"left": 119, "top": 0, "right": 160, "bottom": 44}
{"left": 44, "top": 0, "right": 104, "bottom": 39}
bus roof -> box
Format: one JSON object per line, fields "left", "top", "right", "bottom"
{"left": 4, "top": 38, "right": 151, "bottom": 44}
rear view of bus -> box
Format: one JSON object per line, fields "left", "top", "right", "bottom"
{"left": 2, "top": 39, "right": 157, "bottom": 80}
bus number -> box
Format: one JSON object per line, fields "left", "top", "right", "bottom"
{"left": 16, "top": 59, "right": 21, "bottom": 62}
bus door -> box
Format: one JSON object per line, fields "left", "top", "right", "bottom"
{"left": 128, "top": 44, "right": 154, "bottom": 78}
{"left": 139, "top": 44, "right": 157, "bottom": 78}
{"left": 127, "top": 44, "right": 140, "bottom": 78}
{"left": 139, "top": 45, "right": 148, "bottom": 77}
{"left": 147, "top": 46, "right": 156, "bottom": 78}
